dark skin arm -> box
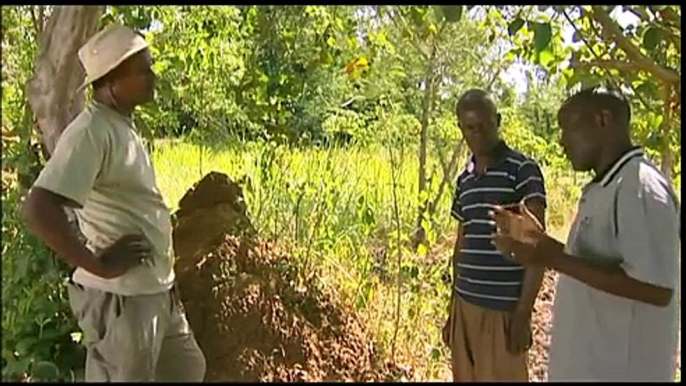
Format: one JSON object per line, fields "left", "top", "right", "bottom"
{"left": 515, "top": 201, "right": 545, "bottom": 313}
{"left": 442, "top": 223, "right": 464, "bottom": 347}
{"left": 450, "top": 223, "right": 465, "bottom": 302}
{"left": 501, "top": 200, "right": 545, "bottom": 354}
{"left": 490, "top": 204, "right": 673, "bottom": 308}
{"left": 540, "top": 237, "right": 673, "bottom": 307}
{"left": 22, "top": 187, "right": 151, "bottom": 279}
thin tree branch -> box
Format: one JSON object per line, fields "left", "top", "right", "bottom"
{"left": 659, "top": 83, "right": 674, "bottom": 176}
{"left": 563, "top": 8, "right": 661, "bottom": 110}
{"left": 30, "top": 6, "right": 40, "bottom": 37}
{"left": 569, "top": 59, "right": 638, "bottom": 72}
{"left": 562, "top": 9, "right": 620, "bottom": 91}
{"left": 659, "top": 7, "right": 681, "bottom": 30}
{"left": 486, "top": 67, "right": 502, "bottom": 89}
{"left": 667, "top": 33, "right": 681, "bottom": 54}
{"left": 387, "top": 7, "right": 430, "bottom": 60}
{"left": 589, "top": 6, "right": 680, "bottom": 85}
{"left": 37, "top": 6, "right": 45, "bottom": 35}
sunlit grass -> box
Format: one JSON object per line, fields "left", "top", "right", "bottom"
{"left": 152, "top": 140, "right": 678, "bottom": 381}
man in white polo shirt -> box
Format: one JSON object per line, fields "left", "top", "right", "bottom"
{"left": 22, "top": 25, "right": 206, "bottom": 381}
{"left": 489, "top": 87, "right": 679, "bottom": 381}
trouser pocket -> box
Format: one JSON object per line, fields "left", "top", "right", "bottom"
{"left": 65, "top": 280, "right": 125, "bottom": 347}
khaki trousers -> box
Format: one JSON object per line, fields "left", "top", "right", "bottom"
{"left": 446, "top": 295, "right": 528, "bottom": 382}
{"left": 66, "top": 281, "right": 206, "bottom": 382}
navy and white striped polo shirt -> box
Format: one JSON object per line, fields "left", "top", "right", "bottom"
{"left": 450, "top": 140, "right": 547, "bottom": 311}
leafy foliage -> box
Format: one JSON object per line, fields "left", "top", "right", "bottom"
{"left": 502, "top": 5, "right": 681, "bottom": 176}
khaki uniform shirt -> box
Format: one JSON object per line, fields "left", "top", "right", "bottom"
{"left": 34, "top": 101, "right": 175, "bottom": 296}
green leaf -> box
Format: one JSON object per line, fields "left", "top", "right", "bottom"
{"left": 409, "top": 6, "right": 427, "bottom": 27}
{"left": 440, "top": 6, "right": 463, "bottom": 23}
{"left": 648, "top": 112, "right": 664, "bottom": 129}
{"left": 5, "top": 357, "right": 31, "bottom": 377}
{"left": 507, "top": 18, "right": 525, "bottom": 37}
{"left": 417, "top": 243, "right": 428, "bottom": 256}
{"left": 16, "top": 337, "right": 39, "bottom": 356}
{"left": 634, "top": 82, "right": 654, "bottom": 97}
{"left": 532, "top": 22, "right": 552, "bottom": 53}
{"left": 642, "top": 27, "right": 662, "bottom": 51}
{"left": 504, "top": 50, "right": 517, "bottom": 62}
{"left": 579, "top": 73, "right": 601, "bottom": 89}
{"left": 561, "top": 67, "right": 574, "bottom": 80}
{"left": 31, "top": 361, "right": 60, "bottom": 381}
{"left": 430, "top": 347, "right": 441, "bottom": 361}
{"left": 488, "top": 32, "right": 496, "bottom": 44}
{"left": 539, "top": 49, "right": 555, "bottom": 67}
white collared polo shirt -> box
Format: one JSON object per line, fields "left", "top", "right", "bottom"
{"left": 548, "top": 147, "right": 680, "bottom": 381}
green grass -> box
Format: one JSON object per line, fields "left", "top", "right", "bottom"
{"left": 151, "top": 140, "right": 679, "bottom": 381}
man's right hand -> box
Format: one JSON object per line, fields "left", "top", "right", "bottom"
{"left": 441, "top": 315, "right": 453, "bottom": 348}
{"left": 88, "top": 234, "right": 153, "bottom": 279}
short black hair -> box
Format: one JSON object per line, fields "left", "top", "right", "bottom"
{"left": 560, "top": 86, "right": 631, "bottom": 128}
{"left": 455, "top": 88, "right": 497, "bottom": 116}
{"left": 91, "top": 65, "right": 124, "bottom": 91}
{"left": 91, "top": 75, "right": 110, "bottom": 91}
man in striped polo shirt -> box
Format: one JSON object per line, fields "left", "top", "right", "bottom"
{"left": 442, "top": 89, "right": 547, "bottom": 381}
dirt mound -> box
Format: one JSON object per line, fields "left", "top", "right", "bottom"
{"left": 172, "top": 172, "right": 255, "bottom": 275}
{"left": 173, "top": 172, "right": 404, "bottom": 382}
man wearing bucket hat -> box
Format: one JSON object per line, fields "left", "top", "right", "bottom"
{"left": 22, "top": 24, "right": 206, "bottom": 381}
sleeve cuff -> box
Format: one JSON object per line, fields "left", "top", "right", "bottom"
{"left": 32, "top": 179, "right": 87, "bottom": 208}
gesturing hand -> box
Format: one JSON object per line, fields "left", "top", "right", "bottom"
{"left": 489, "top": 202, "right": 546, "bottom": 266}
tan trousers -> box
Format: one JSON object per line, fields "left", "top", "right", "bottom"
{"left": 66, "top": 282, "right": 206, "bottom": 382}
{"left": 446, "top": 295, "right": 528, "bottom": 382}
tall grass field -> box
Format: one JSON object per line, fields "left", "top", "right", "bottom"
{"left": 152, "top": 140, "right": 685, "bottom": 381}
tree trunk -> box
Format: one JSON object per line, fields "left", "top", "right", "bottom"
{"left": 660, "top": 143, "right": 674, "bottom": 178}
{"left": 660, "top": 84, "right": 674, "bottom": 179}
{"left": 411, "top": 64, "right": 438, "bottom": 250}
{"left": 417, "top": 76, "right": 432, "bottom": 216}
{"left": 427, "top": 138, "right": 466, "bottom": 216}
{"left": 414, "top": 73, "right": 435, "bottom": 239}
{"left": 26, "top": 6, "right": 104, "bottom": 243}
{"left": 26, "top": 5, "right": 104, "bottom": 157}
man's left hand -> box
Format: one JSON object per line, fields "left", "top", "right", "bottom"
{"left": 490, "top": 202, "right": 548, "bottom": 266}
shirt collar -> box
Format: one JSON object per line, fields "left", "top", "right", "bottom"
{"left": 466, "top": 140, "right": 510, "bottom": 174}
{"left": 91, "top": 100, "right": 134, "bottom": 126}
{"left": 592, "top": 146, "right": 644, "bottom": 187}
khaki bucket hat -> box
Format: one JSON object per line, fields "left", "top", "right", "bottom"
{"left": 77, "top": 24, "right": 149, "bottom": 92}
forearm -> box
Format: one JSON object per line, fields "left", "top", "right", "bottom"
{"left": 540, "top": 237, "right": 673, "bottom": 307}
{"left": 22, "top": 190, "right": 99, "bottom": 274}
{"left": 449, "top": 226, "right": 464, "bottom": 307}
{"left": 517, "top": 266, "right": 544, "bottom": 313}
{"left": 517, "top": 201, "right": 546, "bottom": 313}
